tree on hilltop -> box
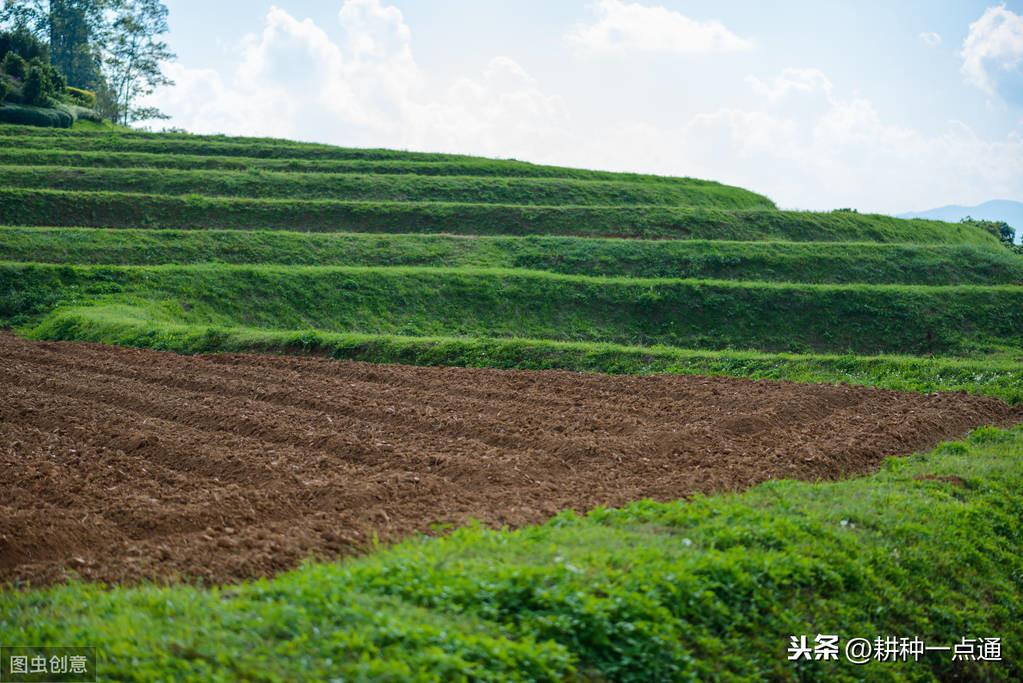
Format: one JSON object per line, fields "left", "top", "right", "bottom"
{"left": 103, "top": 0, "right": 173, "bottom": 125}
{"left": 0, "top": 0, "right": 174, "bottom": 123}
{"left": 0, "top": 0, "right": 107, "bottom": 88}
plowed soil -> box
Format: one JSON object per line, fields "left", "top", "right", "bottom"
{"left": 2, "top": 333, "right": 1020, "bottom": 587}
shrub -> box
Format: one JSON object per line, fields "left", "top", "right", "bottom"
{"left": 2, "top": 51, "right": 27, "bottom": 80}
{"left": 961, "top": 217, "right": 1017, "bottom": 251}
{"left": 0, "top": 104, "right": 73, "bottom": 128}
{"left": 0, "top": 29, "right": 49, "bottom": 64}
{"left": 65, "top": 86, "right": 97, "bottom": 108}
{"left": 0, "top": 77, "right": 8, "bottom": 104}
{"left": 21, "top": 60, "right": 65, "bottom": 107}
{"left": 21, "top": 65, "right": 44, "bottom": 105}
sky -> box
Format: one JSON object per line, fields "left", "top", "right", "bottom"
{"left": 143, "top": 0, "right": 1023, "bottom": 214}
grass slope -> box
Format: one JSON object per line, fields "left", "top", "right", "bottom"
{"left": 0, "top": 132, "right": 490, "bottom": 160}
{"left": 3, "top": 426, "right": 1021, "bottom": 681}
{"left": 4, "top": 227, "right": 1022, "bottom": 284}
{"left": 0, "top": 189, "right": 995, "bottom": 243}
{"left": 0, "top": 147, "right": 754, "bottom": 182}
{"left": 5, "top": 262, "right": 1023, "bottom": 356}
{"left": 0, "top": 164, "right": 774, "bottom": 208}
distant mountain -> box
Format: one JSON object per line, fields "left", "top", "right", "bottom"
{"left": 899, "top": 200, "right": 1023, "bottom": 238}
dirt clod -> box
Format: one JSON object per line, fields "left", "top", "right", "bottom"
{"left": 1, "top": 332, "right": 1019, "bottom": 586}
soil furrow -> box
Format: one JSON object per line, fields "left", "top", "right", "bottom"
{"left": 2, "top": 332, "right": 1019, "bottom": 586}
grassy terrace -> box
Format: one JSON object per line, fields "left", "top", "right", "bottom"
{"left": 3, "top": 426, "right": 1022, "bottom": 681}
{"left": 4, "top": 227, "right": 1022, "bottom": 284}
{"left": 1, "top": 126, "right": 1021, "bottom": 679}
{"left": 0, "top": 164, "right": 774, "bottom": 207}
{"left": 0, "top": 128, "right": 1019, "bottom": 395}
{"left": 0, "top": 146, "right": 747, "bottom": 181}
{"left": 0, "top": 189, "right": 995, "bottom": 242}
{"left": 5, "top": 263, "right": 1023, "bottom": 356}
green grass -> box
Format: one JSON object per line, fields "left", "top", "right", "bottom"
{"left": 0, "top": 146, "right": 758, "bottom": 182}
{"left": 0, "top": 164, "right": 775, "bottom": 208}
{"left": 0, "top": 131, "right": 489, "bottom": 160}
{"left": 70, "top": 118, "right": 130, "bottom": 132}
{"left": 5, "top": 262, "right": 1023, "bottom": 357}
{"left": 0, "top": 188, "right": 995, "bottom": 243}
{"left": 4, "top": 227, "right": 1021, "bottom": 284}
{"left": 4, "top": 426, "right": 1022, "bottom": 681}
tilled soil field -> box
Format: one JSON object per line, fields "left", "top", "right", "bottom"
{"left": 2, "top": 333, "right": 1020, "bottom": 586}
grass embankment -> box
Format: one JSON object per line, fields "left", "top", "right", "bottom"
{"left": 4, "top": 227, "right": 1022, "bottom": 284}
{"left": 3, "top": 426, "right": 1021, "bottom": 681}
{"left": 0, "top": 165, "right": 774, "bottom": 208}
{"left": 0, "top": 189, "right": 993, "bottom": 243}
{"left": 5, "top": 261, "right": 1023, "bottom": 355}
{"left": 0, "top": 147, "right": 743, "bottom": 182}
{"left": 0, "top": 131, "right": 491, "bottom": 160}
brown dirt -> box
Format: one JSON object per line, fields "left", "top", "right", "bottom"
{"left": 2, "top": 332, "right": 1020, "bottom": 587}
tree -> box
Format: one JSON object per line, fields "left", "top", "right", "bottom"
{"left": 0, "top": 26, "right": 49, "bottom": 63}
{"left": 1, "top": 0, "right": 174, "bottom": 122}
{"left": 103, "top": 0, "right": 172, "bottom": 125}
{"left": 49, "top": 0, "right": 108, "bottom": 88}
{"left": 1, "top": 0, "right": 107, "bottom": 88}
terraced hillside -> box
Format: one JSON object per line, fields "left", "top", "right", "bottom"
{"left": 1, "top": 125, "right": 1022, "bottom": 401}
{"left": 4, "top": 126, "right": 1023, "bottom": 681}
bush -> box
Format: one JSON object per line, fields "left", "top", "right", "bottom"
{"left": 0, "top": 77, "right": 8, "bottom": 104}
{"left": 1, "top": 51, "right": 27, "bottom": 80}
{"left": 65, "top": 86, "right": 97, "bottom": 108}
{"left": 21, "top": 60, "right": 65, "bottom": 107}
{"left": 0, "top": 29, "right": 48, "bottom": 64}
{"left": 21, "top": 65, "right": 44, "bottom": 105}
{"left": 961, "top": 216, "right": 1017, "bottom": 251}
{"left": 0, "top": 104, "right": 73, "bottom": 128}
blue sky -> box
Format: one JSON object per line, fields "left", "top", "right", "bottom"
{"left": 146, "top": 0, "right": 1023, "bottom": 213}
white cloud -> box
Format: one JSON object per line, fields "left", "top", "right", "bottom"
{"left": 143, "top": 1, "right": 563, "bottom": 155}
{"left": 567, "top": 0, "right": 751, "bottom": 57}
{"left": 562, "top": 71, "right": 1023, "bottom": 213}
{"left": 746, "top": 67, "right": 833, "bottom": 102}
{"left": 142, "top": 3, "right": 1023, "bottom": 215}
{"left": 961, "top": 5, "right": 1023, "bottom": 97}
{"left": 919, "top": 31, "right": 942, "bottom": 47}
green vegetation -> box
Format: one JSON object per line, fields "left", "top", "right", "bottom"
{"left": 5, "top": 227, "right": 1023, "bottom": 284}
{"left": 5, "top": 262, "right": 1023, "bottom": 356}
{"left": 1, "top": 0, "right": 174, "bottom": 126}
{"left": 0, "top": 144, "right": 734, "bottom": 180}
{"left": 0, "top": 28, "right": 103, "bottom": 128}
{"left": 0, "top": 164, "right": 776, "bottom": 207}
{"left": 0, "top": 102, "right": 71, "bottom": 127}
{"left": 0, "top": 126, "right": 1018, "bottom": 399}
{"left": 4, "top": 426, "right": 1022, "bottom": 681}
{"left": 0, "top": 189, "right": 994, "bottom": 242}
{"left": 0, "top": 130, "right": 546, "bottom": 158}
